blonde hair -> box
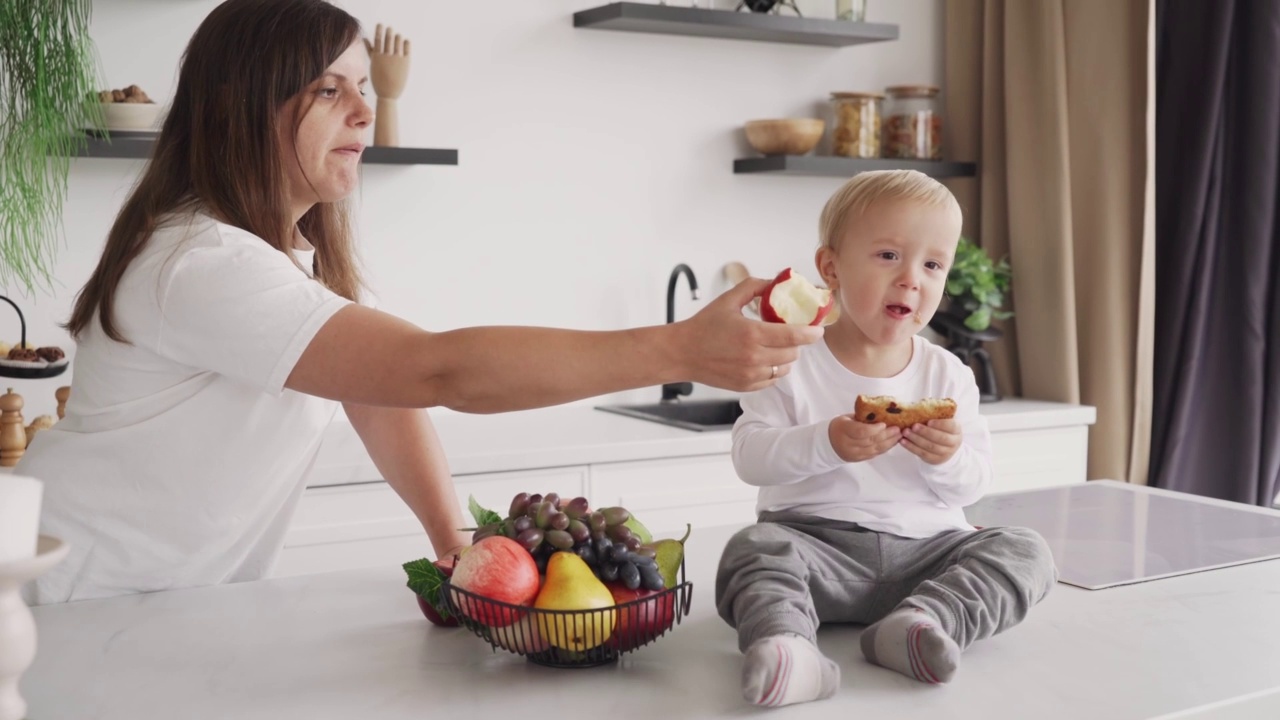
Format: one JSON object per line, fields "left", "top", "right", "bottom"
{"left": 818, "top": 170, "right": 961, "bottom": 251}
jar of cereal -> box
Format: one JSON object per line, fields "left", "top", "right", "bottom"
{"left": 829, "top": 92, "right": 883, "bottom": 159}
{"left": 883, "top": 85, "right": 942, "bottom": 160}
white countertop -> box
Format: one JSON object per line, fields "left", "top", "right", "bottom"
{"left": 310, "top": 397, "right": 1097, "bottom": 487}
{"left": 21, "top": 482, "right": 1280, "bottom": 720}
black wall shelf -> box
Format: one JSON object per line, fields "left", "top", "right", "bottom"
{"left": 573, "top": 3, "right": 898, "bottom": 47}
{"left": 734, "top": 156, "right": 977, "bottom": 178}
{"left": 69, "top": 136, "right": 458, "bottom": 166}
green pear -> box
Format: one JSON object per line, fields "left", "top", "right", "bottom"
{"left": 534, "top": 552, "right": 616, "bottom": 651}
{"left": 644, "top": 524, "right": 691, "bottom": 590}
{"left": 623, "top": 514, "right": 653, "bottom": 544}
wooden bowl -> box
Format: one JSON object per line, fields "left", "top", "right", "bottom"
{"left": 744, "top": 118, "right": 825, "bottom": 156}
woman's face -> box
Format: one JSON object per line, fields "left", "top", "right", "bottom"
{"left": 282, "top": 40, "right": 372, "bottom": 216}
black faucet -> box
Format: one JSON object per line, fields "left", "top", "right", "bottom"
{"left": 666, "top": 263, "right": 699, "bottom": 324}
{"left": 662, "top": 264, "right": 699, "bottom": 402}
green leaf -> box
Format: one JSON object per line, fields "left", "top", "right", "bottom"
{"left": 468, "top": 495, "right": 503, "bottom": 527}
{"left": 403, "top": 558, "right": 452, "bottom": 621}
{"left": 964, "top": 306, "right": 992, "bottom": 331}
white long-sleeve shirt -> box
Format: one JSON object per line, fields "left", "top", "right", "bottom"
{"left": 732, "top": 334, "right": 993, "bottom": 538}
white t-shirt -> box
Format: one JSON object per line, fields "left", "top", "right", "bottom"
{"left": 732, "top": 334, "right": 993, "bottom": 539}
{"left": 19, "top": 212, "right": 352, "bottom": 604}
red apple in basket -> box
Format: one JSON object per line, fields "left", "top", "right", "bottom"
{"left": 490, "top": 614, "right": 551, "bottom": 654}
{"left": 606, "top": 584, "right": 676, "bottom": 652}
{"left": 416, "top": 558, "right": 460, "bottom": 627}
{"left": 451, "top": 536, "right": 541, "bottom": 627}
{"left": 759, "top": 267, "right": 834, "bottom": 326}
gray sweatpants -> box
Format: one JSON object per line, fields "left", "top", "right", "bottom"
{"left": 715, "top": 511, "right": 1058, "bottom": 652}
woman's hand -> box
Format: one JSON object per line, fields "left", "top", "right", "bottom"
{"left": 829, "top": 416, "right": 902, "bottom": 463}
{"left": 672, "top": 278, "right": 825, "bottom": 391}
{"left": 293, "top": 279, "right": 823, "bottom": 412}
{"left": 434, "top": 544, "right": 467, "bottom": 567}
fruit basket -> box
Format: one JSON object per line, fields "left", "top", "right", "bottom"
{"left": 443, "top": 561, "right": 693, "bottom": 668}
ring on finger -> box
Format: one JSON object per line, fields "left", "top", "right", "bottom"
{"left": 769, "top": 365, "right": 778, "bottom": 380}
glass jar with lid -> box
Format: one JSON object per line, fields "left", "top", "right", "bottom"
{"left": 883, "top": 85, "right": 942, "bottom": 160}
{"left": 829, "top": 92, "right": 883, "bottom": 159}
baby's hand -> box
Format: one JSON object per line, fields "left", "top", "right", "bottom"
{"left": 901, "top": 418, "right": 962, "bottom": 465}
{"left": 829, "top": 415, "right": 901, "bottom": 463}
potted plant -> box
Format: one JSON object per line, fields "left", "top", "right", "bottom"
{"left": 0, "top": 0, "right": 103, "bottom": 293}
{"left": 929, "top": 237, "right": 1013, "bottom": 402}
{"left": 944, "top": 236, "right": 1013, "bottom": 331}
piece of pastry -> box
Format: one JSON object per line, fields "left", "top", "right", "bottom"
{"left": 854, "top": 394, "right": 956, "bottom": 429}
{"left": 24, "top": 414, "right": 56, "bottom": 448}
{"left": 7, "top": 347, "right": 39, "bottom": 362}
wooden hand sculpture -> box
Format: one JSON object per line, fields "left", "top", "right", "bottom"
{"left": 366, "top": 23, "right": 410, "bottom": 147}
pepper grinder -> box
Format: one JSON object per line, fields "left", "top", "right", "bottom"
{"left": 0, "top": 389, "right": 24, "bottom": 468}
{"left": 55, "top": 386, "right": 69, "bottom": 420}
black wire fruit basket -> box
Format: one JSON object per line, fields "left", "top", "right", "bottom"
{"left": 443, "top": 562, "right": 693, "bottom": 668}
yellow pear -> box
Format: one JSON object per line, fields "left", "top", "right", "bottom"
{"left": 534, "top": 552, "right": 616, "bottom": 652}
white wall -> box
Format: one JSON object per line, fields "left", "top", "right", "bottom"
{"left": 4, "top": 0, "right": 943, "bottom": 418}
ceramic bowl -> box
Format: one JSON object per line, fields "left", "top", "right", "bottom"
{"left": 97, "top": 102, "right": 164, "bottom": 132}
{"left": 743, "top": 118, "right": 826, "bottom": 156}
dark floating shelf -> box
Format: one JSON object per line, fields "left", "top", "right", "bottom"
{"left": 573, "top": 2, "right": 898, "bottom": 47}
{"left": 69, "top": 135, "right": 458, "bottom": 166}
{"left": 733, "top": 156, "right": 978, "bottom": 178}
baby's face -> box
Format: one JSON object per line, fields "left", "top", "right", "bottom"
{"left": 817, "top": 199, "right": 960, "bottom": 348}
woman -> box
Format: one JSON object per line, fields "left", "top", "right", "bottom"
{"left": 18, "top": 0, "right": 820, "bottom": 604}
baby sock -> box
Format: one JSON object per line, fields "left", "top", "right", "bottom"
{"left": 859, "top": 608, "right": 960, "bottom": 684}
{"left": 742, "top": 634, "right": 840, "bottom": 707}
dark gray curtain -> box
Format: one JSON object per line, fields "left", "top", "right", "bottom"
{"left": 1152, "top": 0, "right": 1280, "bottom": 506}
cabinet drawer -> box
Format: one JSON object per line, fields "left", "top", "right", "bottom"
{"left": 989, "top": 426, "right": 1088, "bottom": 493}
{"left": 589, "top": 454, "right": 756, "bottom": 536}
{"left": 275, "top": 466, "right": 588, "bottom": 578}
{"left": 273, "top": 535, "right": 436, "bottom": 579}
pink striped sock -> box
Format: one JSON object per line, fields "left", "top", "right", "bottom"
{"left": 860, "top": 608, "right": 960, "bottom": 684}
{"left": 742, "top": 634, "right": 840, "bottom": 708}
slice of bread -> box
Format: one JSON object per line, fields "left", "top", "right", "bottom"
{"left": 854, "top": 394, "right": 957, "bottom": 429}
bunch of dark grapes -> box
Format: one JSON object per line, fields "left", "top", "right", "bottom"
{"left": 473, "top": 492, "right": 664, "bottom": 592}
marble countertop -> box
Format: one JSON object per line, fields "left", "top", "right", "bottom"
{"left": 24, "top": 483, "right": 1277, "bottom": 720}
{"left": 310, "top": 396, "right": 1097, "bottom": 487}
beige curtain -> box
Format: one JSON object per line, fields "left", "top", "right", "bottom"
{"left": 943, "top": 0, "right": 1154, "bottom": 485}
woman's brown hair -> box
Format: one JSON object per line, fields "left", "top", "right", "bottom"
{"left": 67, "top": 0, "right": 364, "bottom": 341}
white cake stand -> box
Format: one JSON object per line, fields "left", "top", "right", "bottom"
{"left": 0, "top": 536, "right": 68, "bottom": 720}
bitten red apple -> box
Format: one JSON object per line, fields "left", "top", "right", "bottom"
{"left": 606, "top": 583, "right": 676, "bottom": 651}
{"left": 451, "top": 536, "right": 541, "bottom": 627}
{"left": 759, "top": 267, "right": 834, "bottom": 326}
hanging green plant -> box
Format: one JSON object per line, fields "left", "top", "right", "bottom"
{"left": 0, "top": 0, "right": 103, "bottom": 293}
{"left": 945, "top": 237, "right": 1014, "bottom": 332}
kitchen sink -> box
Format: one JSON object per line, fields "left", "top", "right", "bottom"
{"left": 594, "top": 399, "right": 743, "bottom": 432}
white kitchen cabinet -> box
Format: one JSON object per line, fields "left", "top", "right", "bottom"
{"left": 278, "top": 399, "right": 1095, "bottom": 578}
{"left": 988, "top": 425, "right": 1089, "bottom": 494}
{"left": 273, "top": 465, "right": 588, "bottom": 578}
{"left": 589, "top": 454, "right": 757, "bottom": 537}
